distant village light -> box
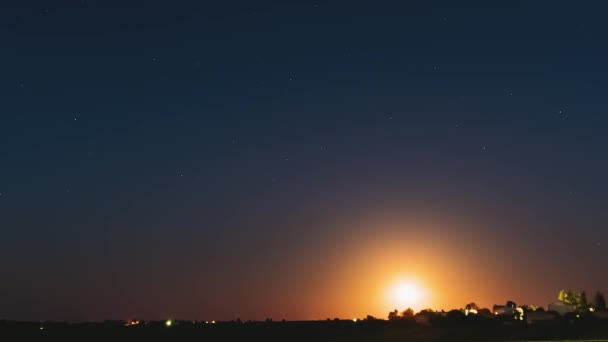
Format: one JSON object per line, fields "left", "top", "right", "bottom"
{"left": 125, "top": 320, "right": 140, "bottom": 326}
{"left": 165, "top": 320, "right": 173, "bottom": 327}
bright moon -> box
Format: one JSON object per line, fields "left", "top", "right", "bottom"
{"left": 386, "top": 280, "right": 426, "bottom": 311}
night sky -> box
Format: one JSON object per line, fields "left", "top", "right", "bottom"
{"left": 1, "top": 0, "right": 607, "bottom": 322}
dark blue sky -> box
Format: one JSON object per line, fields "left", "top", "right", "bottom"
{"left": 1, "top": 0, "right": 607, "bottom": 321}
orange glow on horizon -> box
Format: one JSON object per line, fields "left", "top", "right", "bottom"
{"left": 159, "top": 214, "right": 553, "bottom": 321}
{"left": 385, "top": 278, "right": 427, "bottom": 312}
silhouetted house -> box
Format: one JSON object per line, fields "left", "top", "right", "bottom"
{"left": 492, "top": 305, "right": 514, "bottom": 316}
{"left": 415, "top": 314, "right": 432, "bottom": 326}
{"left": 526, "top": 311, "right": 558, "bottom": 325}
{"left": 547, "top": 301, "right": 576, "bottom": 316}
{"left": 493, "top": 301, "right": 517, "bottom": 317}
{"left": 477, "top": 308, "right": 494, "bottom": 319}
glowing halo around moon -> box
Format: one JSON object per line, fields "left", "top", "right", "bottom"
{"left": 385, "top": 279, "right": 428, "bottom": 311}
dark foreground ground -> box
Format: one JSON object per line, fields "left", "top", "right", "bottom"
{"left": 3, "top": 318, "right": 608, "bottom": 341}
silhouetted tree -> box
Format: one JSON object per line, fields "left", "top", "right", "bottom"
{"left": 593, "top": 291, "right": 606, "bottom": 311}
{"left": 418, "top": 309, "right": 435, "bottom": 316}
{"left": 447, "top": 309, "right": 466, "bottom": 319}
{"left": 388, "top": 310, "right": 399, "bottom": 320}
{"left": 581, "top": 291, "right": 588, "bottom": 310}
{"left": 559, "top": 289, "right": 588, "bottom": 311}
{"left": 402, "top": 308, "right": 414, "bottom": 318}
{"left": 559, "top": 289, "right": 573, "bottom": 303}
{"left": 477, "top": 308, "right": 493, "bottom": 318}
{"left": 506, "top": 301, "right": 516, "bottom": 308}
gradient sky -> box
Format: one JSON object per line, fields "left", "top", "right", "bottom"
{"left": 1, "top": 0, "right": 607, "bottom": 322}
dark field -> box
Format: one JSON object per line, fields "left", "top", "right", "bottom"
{"left": 3, "top": 318, "right": 608, "bottom": 341}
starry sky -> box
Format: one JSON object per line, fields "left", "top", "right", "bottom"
{"left": 1, "top": 0, "right": 607, "bottom": 322}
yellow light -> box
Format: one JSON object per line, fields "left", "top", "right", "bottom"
{"left": 211, "top": 320, "right": 216, "bottom": 324}
{"left": 165, "top": 320, "right": 173, "bottom": 327}
{"left": 353, "top": 318, "right": 358, "bottom": 322}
